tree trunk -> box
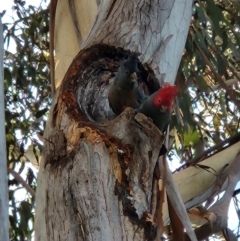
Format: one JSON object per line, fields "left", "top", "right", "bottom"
{"left": 54, "top": 0, "right": 97, "bottom": 88}
{"left": 35, "top": 1, "right": 193, "bottom": 240}
{"left": 0, "top": 18, "right": 9, "bottom": 241}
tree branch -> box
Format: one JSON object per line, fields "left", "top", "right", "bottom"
{"left": 8, "top": 168, "right": 35, "bottom": 198}
{"left": 159, "top": 156, "right": 197, "bottom": 241}
{"left": 179, "top": 131, "right": 240, "bottom": 167}
{"left": 185, "top": 151, "right": 240, "bottom": 240}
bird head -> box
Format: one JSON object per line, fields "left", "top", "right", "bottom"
{"left": 152, "top": 84, "right": 178, "bottom": 111}
{"left": 129, "top": 72, "right": 137, "bottom": 82}
{"left": 121, "top": 52, "right": 141, "bottom": 82}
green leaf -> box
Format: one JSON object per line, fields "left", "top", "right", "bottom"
{"left": 195, "top": 31, "right": 211, "bottom": 60}
{"left": 194, "top": 51, "right": 206, "bottom": 71}
{"left": 216, "top": 54, "right": 227, "bottom": 76}
{"left": 206, "top": 0, "right": 226, "bottom": 35}
{"left": 195, "top": 6, "right": 207, "bottom": 26}
{"left": 220, "top": 31, "right": 229, "bottom": 52}
{"left": 185, "top": 37, "right": 194, "bottom": 55}
{"left": 35, "top": 108, "right": 48, "bottom": 119}
{"left": 227, "top": 40, "right": 240, "bottom": 61}
{"left": 184, "top": 126, "right": 200, "bottom": 147}
{"left": 6, "top": 133, "right": 15, "bottom": 143}
{"left": 193, "top": 73, "right": 209, "bottom": 92}
{"left": 177, "top": 92, "right": 196, "bottom": 131}
{"left": 234, "top": 32, "right": 240, "bottom": 49}
{"left": 18, "top": 201, "right": 32, "bottom": 237}
{"left": 4, "top": 67, "right": 12, "bottom": 86}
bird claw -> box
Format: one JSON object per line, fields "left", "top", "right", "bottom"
{"left": 122, "top": 106, "right": 135, "bottom": 115}
{"left": 147, "top": 117, "right": 153, "bottom": 122}
{"left": 159, "top": 144, "right": 168, "bottom": 156}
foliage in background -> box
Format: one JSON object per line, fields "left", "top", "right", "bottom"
{"left": 2, "top": 0, "right": 50, "bottom": 239}
{"left": 173, "top": 0, "right": 240, "bottom": 164}
{"left": 2, "top": 0, "right": 240, "bottom": 240}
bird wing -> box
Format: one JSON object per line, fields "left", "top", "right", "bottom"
{"left": 108, "top": 86, "right": 123, "bottom": 115}
{"left": 135, "top": 85, "right": 147, "bottom": 106}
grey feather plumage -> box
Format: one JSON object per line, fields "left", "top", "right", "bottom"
{"left": 137, "top": 92, "right": 171, "bottom": 133}
{"left": 108, "top": 52, "right": 146, "bottom": 115}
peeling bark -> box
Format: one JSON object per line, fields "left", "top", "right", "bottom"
{"left": 84, "top": 0, "right": 193, "bottom": 84}
{"left": 189, "top": 152, "right": 240, "bottom": 240}
{"left": 36, "top": 0, "right": 194, "bottom": 240}
{"left": 162, "top": 141, "right": 240, "bottom": 223}
{"left": 36, "top": 45, "right": 165, "bottom": 241}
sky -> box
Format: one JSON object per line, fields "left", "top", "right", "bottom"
{"left": 1, "top": 0, "right": 240, "bottom": 238}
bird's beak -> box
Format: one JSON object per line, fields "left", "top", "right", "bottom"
{"left": 130, "top": 72, "right": 137, "bottom": 82}
{"left": 160, "top": 106, "right": 167, "bottom": 112}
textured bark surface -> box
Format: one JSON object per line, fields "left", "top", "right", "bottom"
{"left": 36, "top": 0, "right": 194, "bottom": 240}
{"left": 35, "top": 45, "right": 164, "bottom": 241}
{"left": 54, "top": 0, "right": 193, "bottom": 88}
{"left": 83, "top": 0, "right": 193, "bottom": 85}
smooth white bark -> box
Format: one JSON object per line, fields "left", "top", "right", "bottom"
{"left": 0, "top": 18, "right": 9, "bottom": 241}
{"left": 84, "top": 0, "right": 193, "bottom": 85}
{"left": 54, "top": 0, "right": 97, "bottom": 88}
{"left": 162, "top": 141, "right": 240, "bottom": 223}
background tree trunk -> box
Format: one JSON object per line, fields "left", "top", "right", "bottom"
{"left": 35, "top": 1, "right": 193, "bottom": 240}
{"left": 0, "top": 18, "right": 9, "bottom": 241}
{"left": 54, "top": 0, "right": 97, "bottom": 88}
